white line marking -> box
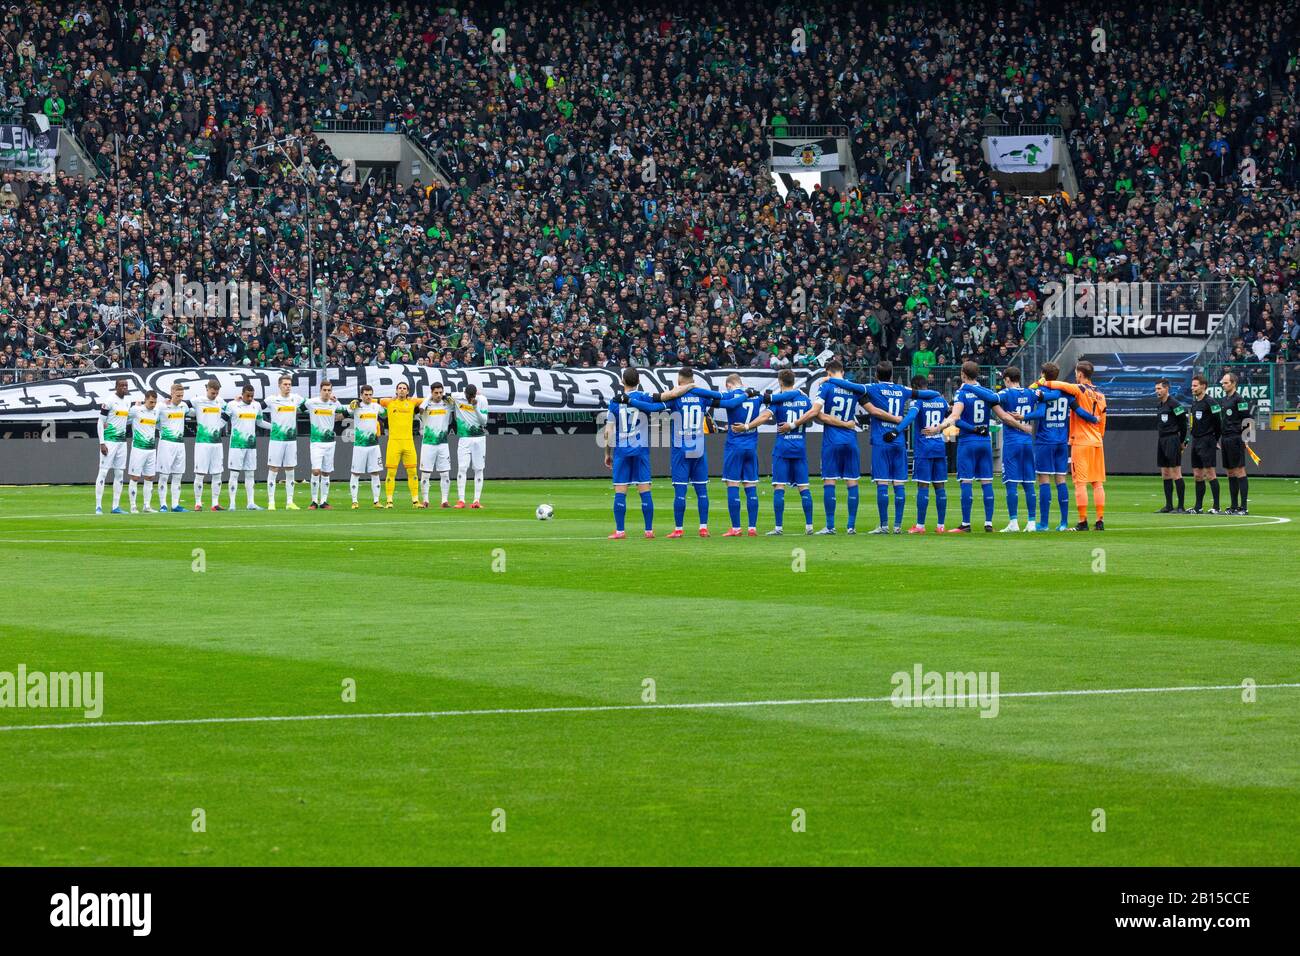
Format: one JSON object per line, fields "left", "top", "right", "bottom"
{"left": 0, "top": 515, "right": 1288, "bottom": 546}
{"left": 1, "top": 682, "right": 1295, "bottom": 733}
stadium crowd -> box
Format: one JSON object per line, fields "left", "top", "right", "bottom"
{"left": 0, "top": 0, "right": 1297, "bottom": 388}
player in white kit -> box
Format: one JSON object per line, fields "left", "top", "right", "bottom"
{"left": 155, "top": 382, "right": 191, "bottom": 512}
{"left": 418, "top": 382, "right": 454, "bottom": 507}
{"left": 453, "top": 384, "right": 489, "bottom": 509}
{"left": 265, "top": 374, "right": 305, "bottom": 511}
{"left": 95, "top": 378, "right": 133, "bottom": 514}
{"left": 305, "top": 382, "right": 344, "bottom": 508}
{"left": 126, "top": 391, "right": 161, "bottom": 513}
{"left": 346, "top": 385, "right": 386, "bottom": 509}
{"left": 192, "top": 378, "right": 227, "bottom": 510}
{"left": 225, "top": 385, "right": 269, "bottom": 510}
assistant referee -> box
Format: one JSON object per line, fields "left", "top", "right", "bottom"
{"left": 1218, "top": 370, "right": 1255, "bottom": 515}
{"left": 1153, "top": 378, "right": 1188, "bottom": 512}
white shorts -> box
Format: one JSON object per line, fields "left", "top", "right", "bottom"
{"left": 457, "top": 436, "right": 486, "bottom": 471}
{"left": 99, "top": 441, "right": 127, "bottom": 471}
{"left": 157, "top": 441, "right": 186, "bottom": 476}
{"left": 420, "top": 443, "right": 451, "bottom": 473}
{"left": 310, "top": 442, "right": 336, "bottom": 473}
{"left": 352, "top": 444, "right": 383, "bottom": 474}
{"left": 194, "top": 442, "right": 224, "bottom": 475}
{"left": 229, "top": 447, "right": 257, "bottom": 472}
{"left": 128, "top": 446, "right": 157, "bottom": 478}
{"left": 268, "top": 440, "right": 298, "bottom": 469}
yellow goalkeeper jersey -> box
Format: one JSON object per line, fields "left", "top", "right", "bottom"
{"left": 379, "top": 397, "right": 422, "bottom": 444}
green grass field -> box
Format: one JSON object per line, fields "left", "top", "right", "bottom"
{"left": 0, "top": 476, "right": 1296, "bottom": 866}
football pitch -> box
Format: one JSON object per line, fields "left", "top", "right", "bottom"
{"left": 0, "top": 476, "right": 1296, "bottom": 866}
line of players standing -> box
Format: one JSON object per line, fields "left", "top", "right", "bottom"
{"left": 603, "top": 358, "right": 1108, "bottom": 538}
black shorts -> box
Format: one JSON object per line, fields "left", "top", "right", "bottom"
{"left": 1221, "top": 435, "right": 1246, "bottom": 470}
{"left": 1190, "top": 437, "right": 1218, "bottom": 470}
{"left": 1157, "top": 435, "right": 1184, "bottom": 469}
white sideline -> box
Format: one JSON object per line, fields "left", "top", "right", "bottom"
{"left": 0, "top": 514, "right": 1289, "bottom": 545}
{"left": 1, "top": 682, "right": 1296, "bottom": 733}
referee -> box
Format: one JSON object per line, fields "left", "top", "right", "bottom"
{"left": 1187, "top": 373, "right": 1222, "bottom": 514}
{"left": 1218, "top": 370, "right": 1255, "bottom": 515}
{"left": 1153, "top": 378, "right": 1188, "bottom": 512}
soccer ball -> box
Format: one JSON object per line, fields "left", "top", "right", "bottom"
{"left": 535, "top": 503, "right": 554, "bottom": 521}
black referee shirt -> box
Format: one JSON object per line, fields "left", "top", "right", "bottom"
{"left": 1156, "top": 396, "right": 1188, "bottom": 440}
{"left": 1189, "top": 395, "right": 1222, "bottom": 440}
{"left": 1219, "top": 390, "right": 1254, "bottom": 437}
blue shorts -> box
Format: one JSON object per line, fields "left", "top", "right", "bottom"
{"left": 612, "top": 450, "right": 651, "bottom": 486}
{"left": 671, "top": 449, "right": 709, "bottom": 485}
{"left": 1034, "top": 442, "right": 1070, "bottom": 476}
{"left": 820, "top": 441, "right": 860, "bottom": 481}
{"left": 772, "top": 455, "right": 810, "bottom": 486}
{"left": 956, "top": 440, "right": 993, "bottom": 481}
{"left": 913, "top": 456, "right": 947, "bottom": 484}
{"left": 723, "top": 444, "right": 759, "bottom": 483}
{"left": 1002, "top": 442, "right": 1036, "bottom": 483}
{"left": 870, "top": 442, "right": 908, "bottom": 482}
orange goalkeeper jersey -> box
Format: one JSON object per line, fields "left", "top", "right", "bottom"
{"left": 1043, "top": 380, "right": 1107, "bottom": 447}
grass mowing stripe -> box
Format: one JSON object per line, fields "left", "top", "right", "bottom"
{"left": 3, "top": 681, "right": 1296, "bottom": 733}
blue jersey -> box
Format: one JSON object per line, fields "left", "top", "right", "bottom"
{"left": 910, "top": 397, "right": 950, "bottom": 460}
{"left": 722, "top": 388, "right": 764, "bottom": 450}
{"left": 609, "top": 391, "right": 666, "bottom": 452}
{"left": 1032, "top": 387, "right": 1073, "bottom": 446}
{"left": 860, "top": 381, "right": 910, "bottom": 446}
{"left": 997, "top": 387, "right": 1038, "bottom": 447}
{"left": 954, "top": 383, "right": 1000, "bottom": 444}
{"left": 816, "top": 380, "right": 861, "bottom": 448}
{"left": 663, "top": 386, "right": 743, "bottom": 452}
{"left": 769, "top": 391, "right": 812, "bottom": 459}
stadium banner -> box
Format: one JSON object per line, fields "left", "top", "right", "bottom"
{"left": 1083, "top": 312, "right": 1223, "bottom": 338}
{"left": 0, "top": 365, "right": 821, "bottom": 422}
{"left": 1076, "top": 351, "right": 1199, "bottom": 416}
{"left": 770, "top": 138, "right": 839, "bottom": 171}
{"left": 0, "top": 124, "right": 59, "bottom": 173}
{"left": 985, "top": 134, "right": 1055, "bottom": 173}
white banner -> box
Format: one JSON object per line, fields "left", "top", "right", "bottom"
{"left": 0, "top": 365, "right": 822, "bottom": 421}
{"left": 985, "top": 134, "right": 1055, "bottom": 173}
{"left": 0, "top": 125, "right": 59, "bottom": 173}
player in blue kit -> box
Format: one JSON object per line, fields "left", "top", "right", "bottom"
{"left": 810, "top": 359, "right": 903, "bottom": 534}
{"left": 1019, "top": 361, "right": 1099, "bottom": 531}
{"left": 995, "top": 367, "right": 1041, "bottom": 532}
{"left": 719, "top": 373, "right": 767, "bottom": 536}
{"left": 826, "top": 362, "right": 940, "bottom": 534}
{"left": 886, "top": 376, "right": 952, "bottom": 533}
{"left": 605, "top": 368, "right": 668, "bottom": 539}
{"left": 929, "top": 361, "right": 1032, "bottom": 532}
{"left": 653, "top": 368, "right": 748, "bottom": 538}
{"left": 734, "top": 368, "right": 817, "bottom": 535}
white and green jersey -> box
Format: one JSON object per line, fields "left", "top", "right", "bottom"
{"left": 420, "top": 398, "right": 453, "bottom": 445}
{"left": 128, "top": 404, "right": 160, "bottom": 450}
{"left": 194, "top": 397, "right": 227, "bottom": 444}
{"left": 224, "top": 399, "right": 265, "bottom": 450}
{"left": 348, "top": 401, "right": 385, "bottom": 447}
{"left": 305, "top": 397, "right": 343, "bottom": 443}
{"left": 157, "top": 399, "right": 190, "bottom": 444}
{"left": 99, "top": 397, "right": 133, "bottom": 443}
{"left": 453, "top": 393, "right": 489, "bottom": 438}
{"left": 267, "top": 392, "right": 305, "bottom": 442}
